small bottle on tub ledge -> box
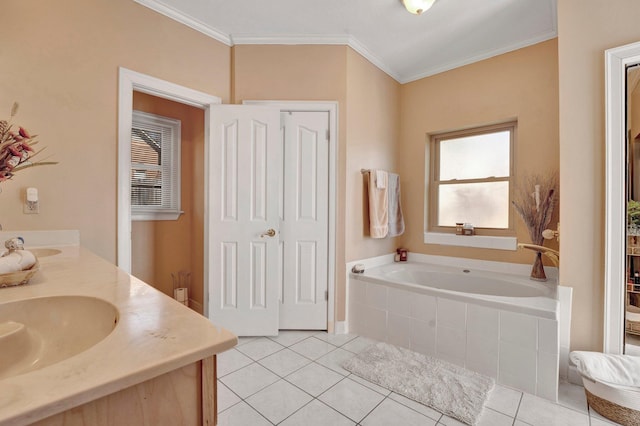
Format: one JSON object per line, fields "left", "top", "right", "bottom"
{"left": 395, "top": 248, "right": 408, "bottom": 262}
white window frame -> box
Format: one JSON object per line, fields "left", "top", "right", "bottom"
{"left": 424, "top": 121, "right": 518, "bottom": 250}
{"left": 131, "top": 110, "right": 182, "bottom": 221}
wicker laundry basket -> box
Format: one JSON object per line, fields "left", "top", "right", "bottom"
{"left": 581, "top": 376, "right": 640, "bottom": 426}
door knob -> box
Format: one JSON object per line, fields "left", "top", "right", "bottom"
{"left": 260, "top": 228, "right": 276, "bottom": 238}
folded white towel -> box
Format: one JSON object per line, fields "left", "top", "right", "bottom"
{"left": 570, "top": 351, "right": 640, "bottom": 388}
{"left": 0, "top": 250, "right": 37, "bottom": 274}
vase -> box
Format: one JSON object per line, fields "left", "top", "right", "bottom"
{"left": 530, "top": 251, "right": 547, "bottom": 282}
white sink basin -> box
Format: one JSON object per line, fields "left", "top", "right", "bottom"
{"left": 0, "top": 296, "right": 118, "bottom": 379}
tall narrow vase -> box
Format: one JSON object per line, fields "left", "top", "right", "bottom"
{"left": 530, "top": 251, "right": 547, "bottom": 281}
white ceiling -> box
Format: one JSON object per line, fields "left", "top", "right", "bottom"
{"left": 134, "top": 0, "right": 557, "bottom": 83}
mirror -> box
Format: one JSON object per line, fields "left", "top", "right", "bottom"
{"left": 605, "top": 41, "right": 640, "bottom": 355}
{"left": 625, "top": 65, "right": 640, "bottom": 355}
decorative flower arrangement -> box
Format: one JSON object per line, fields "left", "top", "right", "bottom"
{"left": 0, "top": 102, "right": 56, "bottom": 183}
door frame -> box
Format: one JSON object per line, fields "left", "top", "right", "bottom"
{"left": 244, "top": 101, "right": 338, "bottom": 332}
{"left": 604, "top": 41, "right": 640, "bottom": 354}
{"left": 117, "top": 68, "right": 221, "bottom": 316}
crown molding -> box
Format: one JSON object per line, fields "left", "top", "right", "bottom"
{"left": 133, "top": 0, "right": 232, "bottom": 46}
{"left": 232, "top": 34, "right": 402, "bottom": 82}
{"left": 346, "top": 36, "right": 402, "bottom": 82}
{"left": 399, "top": 30, "right": 558, "bottom": 84}
{"left": 134, "top": 0, "right": 556, "bottom": 85}
{"left": 231, "top": 34, "right": 351, "bottom": 46}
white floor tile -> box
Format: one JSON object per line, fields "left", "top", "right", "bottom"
{"left": 314, "top": 331, "right": 358, "bottom": 347}
{"left": 216, "top": 381, "right": 241, "bottom": 413}
{"left": 589, "top": 408, "right": 623, "bottom": 425}
{"left": 219, "top": 334, "right": 605, "bottom": 426}
{"left": 517, "top": 393, "right": 589, "bottom": 426}
{"left": 268, "top": 330, "right": 317, "bottom": 347}
{"left": 485, "top": 384, "right": 522, "bottom": 417}
{"left": 285, "top": 362, "right": 345, "bottom": 396}
{"left": 342, "top": 336, "right": 378, "bottom": 353}
{"left": 316, "top": 347, "right": 356, "bottom": 375}
{"left": 348, "top": 374, "right": 391, "bottom": 396}
{"left": 219, "top": 362, "right": 280, "bottom": 399}
{"left": 245, "top": 379, "right": 313, "bottom": 424}
{"left": 388, "top": 392, "right": 442, "bottom": 421}
{"left": 216, "top": 401, "right": 271, "bottom": 426}
{"left": 476, "top": 408, "right": 514, "bottom": 426}
{"left": 258, "top": 347, "right": 311, "bottom": 377}
{"left": 280, "top": 399, "right": 355, "bottom": 426}
{"left": 216, "top": 348, "right": 254, "bottom": 377}
{"left": 235, "top": 337, "right": 284, "bottom": 361}
{"left": 361, "top": 398, "right": 438, "bottom": 426}
{"left": 590, "top": 415, "right": 622, "bottom": 426}
{"left": 557, "top": 380, "right": 588, "bottom": 413}
{"left": 318, "top": 377, "right": 386, "bottom": 423}
{"left": 437, "top": 415, "right": 466, "bottom": 425}
{"left": 236, "top": 336, "right": 258, "bottom": 347}
{"left": 289, "top": 336, "right": 337, "bottom": 360}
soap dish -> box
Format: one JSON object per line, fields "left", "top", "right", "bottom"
{"left": 0, "top": 260, "right": 40, "bottom": 288}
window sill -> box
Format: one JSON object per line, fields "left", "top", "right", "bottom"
{"left": 132, "top": 210, "right": 183, "bottom": 221}
{"left": 424, "top": 232, "right": 517, "bottom": 251}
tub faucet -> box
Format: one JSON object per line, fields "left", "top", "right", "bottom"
{"left": 517, "top": 243, "right": 559, "bottom": 266}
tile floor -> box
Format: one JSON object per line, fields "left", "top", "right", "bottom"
{"left": 217, "top": 331, "right": 621, "bottom": 426}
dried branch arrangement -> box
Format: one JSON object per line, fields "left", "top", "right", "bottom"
{"left": 512, "top": 172, "right": 558, "bottom": 246}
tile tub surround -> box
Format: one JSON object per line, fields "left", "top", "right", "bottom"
{"left": 0, "top": 245, "right": 237, "bottom": 425}
{"left": 347, "top": 258, "right": 571, "bottom": 402}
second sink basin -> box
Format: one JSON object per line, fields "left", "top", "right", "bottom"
{"left": 0, "top": 296, "right": 119, "bottom": 380}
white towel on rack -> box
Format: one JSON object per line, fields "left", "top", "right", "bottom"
{"left": 375, "top": 170, "right": 387, "bottom": 189}
{"left": 368, "top": 170, "right": 388, "bottom": 238}
{"left": 388, "top": 173, "right": 405, "bottom": 237}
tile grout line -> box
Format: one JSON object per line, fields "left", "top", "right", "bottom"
{"left": 238, "top": 342, "right": 355, "bottom": 425}
{"left": 512, "top": 392, "right": 524, "bottom": 425}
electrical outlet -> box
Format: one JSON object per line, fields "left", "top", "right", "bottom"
{"left": 24, "top": 200, "right": 39, "bottom": 214}
{"left": 24, "top": 187, "right": 39, "bottom": 214}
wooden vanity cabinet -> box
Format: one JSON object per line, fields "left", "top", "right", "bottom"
{"left": 32, "top": 356, "right": 217, "bottom": 426}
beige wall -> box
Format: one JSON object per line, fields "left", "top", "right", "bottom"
{"left": 0, "top": 0, "right": 230, "bottom": 262}
{"left": 345, "top": 49, "right": 402, "bottom": 260}
{"left": 558, "top": 0, "right": 640, "bottom": 351}
{"left": 398, "top": 39, "right": 560, "bottom": 264}
{"left": 232, "top": 45, "right": 401, "bottom": 322}
{"left": 130, "top": 92, "right": 205, "bottom": 312}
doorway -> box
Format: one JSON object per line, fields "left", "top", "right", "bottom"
{"left": 118, "top": 80, "right": 337, "bottom": 335}
{"left": 117, "top": 67, "right": 221, "bottom": 313}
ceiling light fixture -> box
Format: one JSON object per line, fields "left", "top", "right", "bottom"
{"left": 401, "top": 0, "right": 436, "bottom": 15}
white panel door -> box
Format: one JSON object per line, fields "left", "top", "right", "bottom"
{"left": 208, "top": 105, "right": 280, "bottom": 336}
{"left": 279, "top": 111, "right": 329, "bottom": 329}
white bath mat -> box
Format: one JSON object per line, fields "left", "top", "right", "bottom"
{"left": 342, "top": 342, "right": 494, "bottom": 425}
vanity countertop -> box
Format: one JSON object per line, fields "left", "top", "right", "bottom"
{"left": 0, "top": 245, "right": 237, "bottom": 425}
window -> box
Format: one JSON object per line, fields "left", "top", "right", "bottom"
{"left": 131, "top": 110, "right": 182, "bottom": 221}
{"left": 428, "top": 121, "right": 516, "bottom": 236}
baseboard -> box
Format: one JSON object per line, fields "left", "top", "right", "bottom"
{"left": 568, "top": 365, "right": 582, "bottom": 385}
{"left": 189, "top": 299, "right": 203, "bottom": 315}
{"left": 334, "top": 321, "right": 348, "bottom": 335}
